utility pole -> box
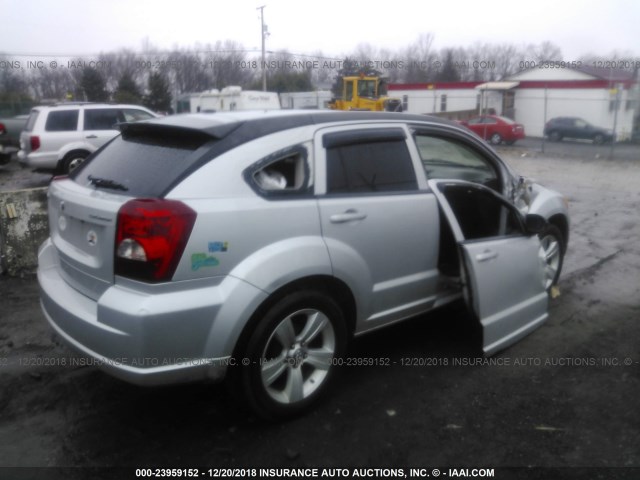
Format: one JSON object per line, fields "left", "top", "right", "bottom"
{"left": 542, "top": 84, "right": 548, "bottom": 154}
{"left": 609, "top": 82, "right": 622, "bottom": 160}
{"left": 257, "top": 5, "right": 268, "bottom": 92}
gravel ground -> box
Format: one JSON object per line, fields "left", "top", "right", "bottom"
{"left": 0, "top": 147, "right": 639, "bottom": 480}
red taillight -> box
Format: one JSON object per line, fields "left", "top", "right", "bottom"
{"left": 0, "top": 123, "right": 6, "bottom": 135}
{"left": 115, "top": 198, "right": 196, "bottom": 282}
{"left": 30, "top": 135, "right": 41, "bottom": 151}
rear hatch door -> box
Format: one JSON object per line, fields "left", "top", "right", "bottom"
{"left": 50, "top": 120, "right": 227, "bottom": 299}
{"left": 48, "top": 179, "right": 126, "bottom": 300}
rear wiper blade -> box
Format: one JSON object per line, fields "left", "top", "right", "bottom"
{"left": 87, "top": 175, "right": 128, "bottom": 191}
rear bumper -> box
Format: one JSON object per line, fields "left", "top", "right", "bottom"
{"left": 38, "top": 238, "right": 264, "bottom": 386}
{"left": 18, "top": 150, "right": 58, "bottom": 170}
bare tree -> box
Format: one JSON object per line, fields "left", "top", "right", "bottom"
{"left": 169, "top": 47, "right": 213, "bottom": 94}
{"left": 208, "top": 40, "right": 254, "bottom": 89}
{"left": 29, "top": 67, "right": 75, "bottom": 101}
{"left": 526, "top": 41, "right": 563, "bottom": 63}
{"left": 402, "top": 33, "right": 437, "bottom": 83}
{"left": 97, "top": 49, "right": 144, "bottom": 94}
{"left": 485, "top": 43, "right": 525, "bottom": 80}
{"left": 308, "top": 50, "right": 335, "bottom": 89}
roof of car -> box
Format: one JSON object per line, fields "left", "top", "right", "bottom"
{"left": 33, "top": 103, "right": 154, "bottom": 110}
{"left": 122, "top": 110, "right": 460, "bottom": 139}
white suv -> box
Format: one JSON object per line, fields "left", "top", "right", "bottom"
{"left": 18, "top": 103, "right": 157, "bottom": 173}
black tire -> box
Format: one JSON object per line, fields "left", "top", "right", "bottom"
{"left": 593, "top": 133, "right": 605, "bottom": 145}
{"left": 236, "top": 290, "right": 347, "bottom": 420}
{"left": 62, "top": 151, "right": 88, "bottom": 173}
{"left": 538, "top": 224, "right": 564, "bottom": 291}
{"left": 489, "top": 133, "right": 502, "bottom": 145}
{"left": 549, "top": 131, "right": 562, "bottom": 142}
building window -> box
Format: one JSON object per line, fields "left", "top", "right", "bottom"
{"left": 440, "top": 94, "right": 447, "bottom": 112}
{"left": 625, "top": 98, "right": 637, "bottom": 111}
{"left": 402, "top": 95, "right": 408, "bottom": 111}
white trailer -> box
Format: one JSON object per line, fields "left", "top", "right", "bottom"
{"left": 279, "top": 91, "right": 332, "bottom": 109}
{"left": 219, "top": 86, "right": 280, "bottom": 111}
{"left": 175, "top": 87, "right": 280, "bottom": 113}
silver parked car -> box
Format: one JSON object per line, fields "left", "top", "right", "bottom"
{"left": 18, "top": 102, "right": 158, "bottom": 173}
{"left": 38, "top": 111, "right": 569, "bottom": 418}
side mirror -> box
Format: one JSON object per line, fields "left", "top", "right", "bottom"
{"left": 524, "top": 214, "right": 547, "bottom": 235}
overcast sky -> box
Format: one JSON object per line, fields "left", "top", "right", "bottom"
{"left": 1, "top": 0, "right": 638, "bottom": 61}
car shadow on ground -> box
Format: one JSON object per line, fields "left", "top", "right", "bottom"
{"left": 42, "top": 302, "right": 480, "bottom": 466}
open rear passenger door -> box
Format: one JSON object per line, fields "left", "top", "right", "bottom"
{"left": 429, "top": 180, "right": 549, "bottom": 355}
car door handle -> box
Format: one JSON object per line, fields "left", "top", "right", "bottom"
{"left": 85, "top": 135, "right": 98, "bottom": 139}
{"left": 330, "top": 209, "right": 367, "bottom": 223}
{"left": 475, "top": 250, "right": 498, "bottom": 262}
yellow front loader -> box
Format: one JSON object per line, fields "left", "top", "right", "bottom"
{"left": 329, "top": 75, "right": 403, "bottom": 112}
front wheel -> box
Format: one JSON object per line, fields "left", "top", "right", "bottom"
{"left": 238, "top": 291, "right": 347, "bottom": 419}
{"left": 549, "top": 131, "right": 562, "bottom": 142}
{"left": 539, "top": 225, "right": 564, "bottom": 291}
{"left": 489, "top": 133, "right": 502, "bottom": 145}
{"left": 593, "top": 133, "right": 605, "bottom": 145}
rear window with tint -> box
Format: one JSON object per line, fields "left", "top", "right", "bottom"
{"left": 72, "top": 128, "right": 214, "bottom": 197}
{"left": 45, "top": 110, "right": 79, "bottom": 131}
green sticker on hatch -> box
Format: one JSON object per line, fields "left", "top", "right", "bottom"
{"left": 191, "top": 253, "right": 220, "bottom": 271}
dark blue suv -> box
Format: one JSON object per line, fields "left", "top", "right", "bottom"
{"left": 544, "top": 117, "right": 614, "bottom": 144}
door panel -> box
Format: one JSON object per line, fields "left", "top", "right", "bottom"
{"left": 82, "top": 109, "right": 123, "bottom": 150}
{"left": 316, "top": 126, "right": 441, "bottom": 331}
{"left": 319, "top": 194, "right": 441, "bottom": 330}
{"left": 429, "top": 180, "right": 548, "bottom": 355}
{"left": 461, "top": 237, "right": 548, "bottom": 355}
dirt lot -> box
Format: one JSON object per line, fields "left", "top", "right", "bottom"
{"left": 0, "top": 148, "right": 639, "bottom": 479}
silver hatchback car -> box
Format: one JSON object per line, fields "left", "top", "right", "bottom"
{"left": 39, "top": 111, "right": 569, "bottom": 418}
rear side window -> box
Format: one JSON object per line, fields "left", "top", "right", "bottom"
{"left": 122, "top": 109, "right": 155, "bottom": 122}
{"left": 45, "top": 110, "right": 79, "bottom": 132}
{"left": 24, "top": 111, "right": 40, "bottom": 132}
{"left": 324, "top": 129, "right": 417, "bottom": 194}
{"left": 72, "top": 128, "right": 214, "bottom": 197}
{"left": 248, "top": 145, "right": 311, "bottom": 196}
{"left": 84, "top": 109, "right": 122, "bottom": 130}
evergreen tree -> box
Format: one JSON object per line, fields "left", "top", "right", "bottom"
{"left": 435, "top": 50, "right": 461, "bottom": 82}
{"left": 81, "top": 67, "right": 108, "bottom": 102}
{"left": 144, "top": 72, "right": 172, "bottom": 113}
{"left": 114, "top": 72, "right": 142, "bottom": 104}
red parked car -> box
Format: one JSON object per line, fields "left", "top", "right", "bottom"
{"left": 459, "top": 115, "right": 525, "bottom": 145}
